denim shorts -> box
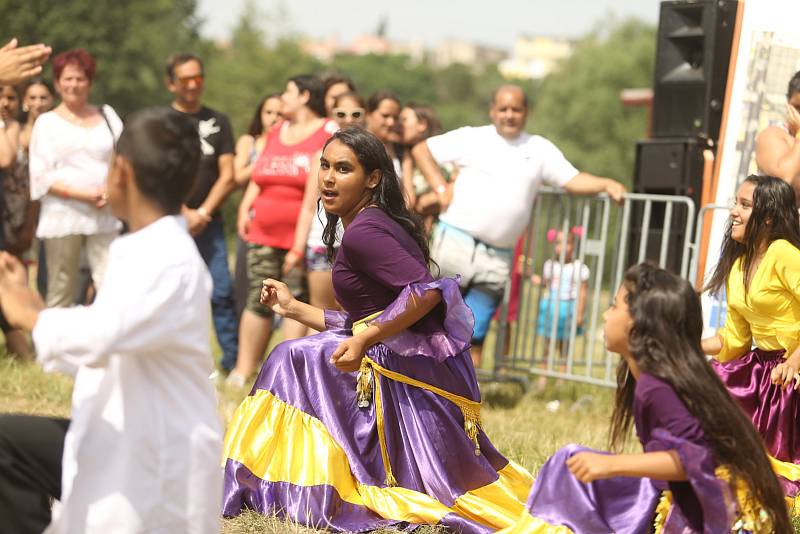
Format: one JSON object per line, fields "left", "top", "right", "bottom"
{"left": 305, "top": 245, "right": 333, "bottom": 272}
{"left": 430, "top": 221, "right": 513, "bottom": 343}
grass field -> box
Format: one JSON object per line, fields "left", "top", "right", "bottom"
{"left": 2, "top": 339, "right": 800, "bottom": 533}
{"left": 0, "top": 345, "right": 618, "bottom": 533}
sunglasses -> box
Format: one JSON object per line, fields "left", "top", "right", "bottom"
{"left": 176, "top": 74, "right": 204, "bottom": 87}
{"left": 333, "top": 107, "right": 364, "bottom": 120}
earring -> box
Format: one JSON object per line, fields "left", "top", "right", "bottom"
{"left": 22, "top": 105, "right": 29, "bottom": 112}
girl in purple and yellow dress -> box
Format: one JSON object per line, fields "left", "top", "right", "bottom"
{"left": 221, "top": 128, "right": 532, "bottom": 533}
{"left": 703, "top": 175, "right": 800, "bottom": 499}
{"left": 503, "top": 263, "right": 789, "bottom": 533}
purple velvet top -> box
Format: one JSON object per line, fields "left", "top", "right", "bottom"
{"left": 633, "top": 373, "right": 708, "bottom": 531}
{"left": 333, "top": 208, "right": 444, "bottom": 330}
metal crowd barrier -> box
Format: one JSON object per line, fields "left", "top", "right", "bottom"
{"left": 491, "top": 188, "right": 696, "bottom": 388}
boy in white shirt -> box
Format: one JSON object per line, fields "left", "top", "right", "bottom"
{"left": 0, "top": 107, "right": 222, "bottom": 534}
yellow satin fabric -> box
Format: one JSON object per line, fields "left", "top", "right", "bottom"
{"left": 717, "top": 240, "right": 800, "bottom": 363}
{"left": 769, "top": 454, "right": 800, "bottom": 482}
{"left": 223, "top": 388, "right": 533, "bottom": 529}
{"left": 496, "top": 513, "right": 574, "bottom": 533}
{"left": 653, "top": 466, "right": 774, "bottom": 533}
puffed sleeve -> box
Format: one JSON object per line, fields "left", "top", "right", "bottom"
{"left": 715, "top": 276, "right": 752, "bottom": 363}
{"left": 771, "top": 240, "right": 800, "bottom": 298}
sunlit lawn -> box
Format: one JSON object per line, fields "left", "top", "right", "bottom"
{"left": 3, "top": 326, "right": 800, "bottom": 532}
{"left": 0, "top": 334, "right": 617, "bottom": 534}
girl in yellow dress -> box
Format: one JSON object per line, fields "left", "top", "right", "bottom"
{"left": 703, "top": 174, "right": 800, "bottom": 497}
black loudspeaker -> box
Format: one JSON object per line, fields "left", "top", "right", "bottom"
{"left": 651, "top": 0, "right": 738, "bottom": 140}
{"left": 629, "top": 138, "right": 711, "bottom": 273}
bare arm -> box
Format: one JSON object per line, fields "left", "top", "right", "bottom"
{"left": 236, "top": 179, "right": 260, "bottom": 240}
{"left": 701, "top": 333, "right": 722, "bottom": 356}
{"left": 233, "top": 135, "right": 256, "bottom": 186}
{"left": 182, "top": 153, "right": 236, "bottom": 236}
{"left": 755, "top": 127, "right": 800, "bottom": 191}
{"left": 284, "top": 149, "right": 323, "bottom": 272}
{"left": 198, "top": 153, "right": 236, "bottom": 214}
{"left": 567, "top": 450, "right": 686, "bottom": 484}
{"left": 563, "top": 172, "right": 626, "bottom": 203}
{"left": 411, "top": 141, "right": 452, "bottom": 209}
{"left": 401, "top": 150, "right": 416, "bottom": 208}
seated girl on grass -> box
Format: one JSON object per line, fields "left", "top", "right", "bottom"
{"left": 503, "top": 263, "right": 790, "bottom": 533}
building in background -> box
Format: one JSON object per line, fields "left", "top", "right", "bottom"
{"left": 499, "top": 35, "right": 575, "bottom": 79}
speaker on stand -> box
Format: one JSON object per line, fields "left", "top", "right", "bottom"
{"left": 630, "top": 0, "right": 738, "bottom": 273}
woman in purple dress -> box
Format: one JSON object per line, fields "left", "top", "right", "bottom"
{"left": 502, "top": 264, "right": 789, "bottom": 533}
{"left": 221, "top": 128, "right": 532, "bottom": 532}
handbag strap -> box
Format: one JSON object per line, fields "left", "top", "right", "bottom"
{"left": 98, "top": 105, "right": 116, "bottom": 150}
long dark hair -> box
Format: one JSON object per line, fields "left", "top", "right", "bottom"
{"left": 246, "top": 92, "right": 281, "bottom": 137}
{"left": 705, "top": 175, "right": 800, "bottom": 296}
{"left": 320, "top": 127, "right": 430, "bottom": 266}
{"left": 610, "top": 263, "right": 790, "bottom": 532}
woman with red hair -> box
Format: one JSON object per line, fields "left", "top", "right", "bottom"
{"left": 29, "top": 48, "right": 122, "bottom": 307}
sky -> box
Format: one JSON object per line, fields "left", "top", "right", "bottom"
{"left": 195, "top": 0, "right": 664, "bottom": 51}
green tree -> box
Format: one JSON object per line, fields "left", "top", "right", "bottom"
{"left": 530, "top": 17, "right": 656, "bottom": 186}
{"left": 202, "top": 0, "right": 321, "bottom": 136}
{"left": 0, "top": 0, "right": 208, "bottom": 116}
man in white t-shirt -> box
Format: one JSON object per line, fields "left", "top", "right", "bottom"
{"left": 412, "top": 84, "right": 625, "bottom": 367}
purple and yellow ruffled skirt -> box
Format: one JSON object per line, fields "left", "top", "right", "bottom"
{"left": 499, "top": 435, "right": 773, "bottom": 533}
{"left": 221, "top": 278, "right": 533, "bottom": 532}
{"left": 713, "top": 348, "right": 800, "bottom": 498}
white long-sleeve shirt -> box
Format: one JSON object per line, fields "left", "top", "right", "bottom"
{"left": 33, "top": 215, "right": 222, "bottom": 534}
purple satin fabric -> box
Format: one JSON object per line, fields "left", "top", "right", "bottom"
{"left": 223, "top": 279, "right": 511, "bottom": 533}
{"left": 223, "top": 460, "right": 400, "bottom": 532}
{"left": 372, "top": 277, "right": 474, "bottom": 362}
{"left": 645, "top": 429, "right": 734, "bottom": 532}
{"left": 712, "top": 349, "right": 800, "bottom": 496}
{"left": 524, "top": 431, "right": 733, "bottom": 533}
{"left": 525, "top": 444, "right": 659, "bottom": 534}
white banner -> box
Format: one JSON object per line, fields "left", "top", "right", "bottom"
{"left": 701, "top": 0, "right": 800, "bottom": 335}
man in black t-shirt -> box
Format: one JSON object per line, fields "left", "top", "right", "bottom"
{"left": 166, "top": 52, "right": 238, "bottom": 372}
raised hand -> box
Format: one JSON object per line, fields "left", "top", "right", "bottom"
{"left": 0, "top": 39, "right": 52, "bottom": 85}
{"left": 260, "top": 278, "right": 296, "bottom": 317}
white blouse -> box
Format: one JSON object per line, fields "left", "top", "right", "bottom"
{"left": 33, "top": 216, "right": 222, "bottom": 533}
{"left": 29, "top": 105, "right": 123, "bottom": 238}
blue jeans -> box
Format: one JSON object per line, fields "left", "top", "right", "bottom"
{"left": 195, "top": 218, "right": 239, "bottom": 371}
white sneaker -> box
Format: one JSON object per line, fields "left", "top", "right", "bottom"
{"left": 225, "top": 372, "right": 247, "bottom": 388}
